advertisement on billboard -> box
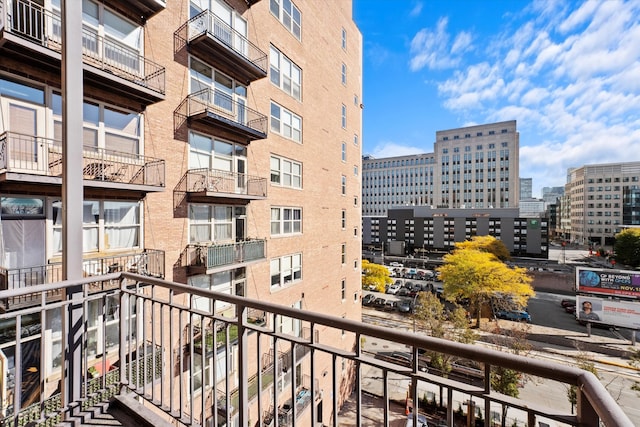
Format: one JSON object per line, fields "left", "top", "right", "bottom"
{"left": 576, "top": 267, "right": 640, "bottom": 299}
{"left": 576, "top": 296, "right": 640, "bottom": 329}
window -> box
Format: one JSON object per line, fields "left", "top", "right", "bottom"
{"left": 270, "top": 45, "right": 301, "bottom": 100}
{"left": 270, "top": 0, "right": 301, "bottom": 39}
{"left": 341, "top": 142, "right": 346, "bottom": 161}
{"left": 341, "top": 63, "right": 346, "bottom": 85}
{"left": 341, "top": 243, "right": 346, "bottom": 264}
{"left": 52, "top": 94, "right": 141, "bottom": 154}
{"left": 341, "top": 279, "right": 346, "bottom": 300}
{"left": 271, "top": 207, "right": 302, "bottom": 235}
{"left": 190, "top": 57, "right": 247, "bottom": 122}
{"left": 270, "top": 253, "right": 302, "bottom": 287}
{"left": 341, "top": 27, "right": 347, "bottom": 50}
{"left": 341, "top": 104, "right": 347, "bottom": 128}
{"left": 270, "top": 155, "right": 302, "bottom": 188}
{"left": 189, "top": 204, "right": 237, "bottom": 243}
{"left": 341, "top": 210, "right": 346, "bottom": 229}
{"left": 353, "top": 165, "right": 358, "bottom": 176}
{"left": 354, "top": 133, "right": 359, "bottom": 146}
{"left": 341, "top": 175, "right": 346, "bottom": 195}
{"left": 52, "top": 200, "right": 140, "bottom": 254}
{"left": 270, "top": 102, "right": 302, "bottom": 142}
{"left": 189, "top": 131, "right": 246, "bottom": 173}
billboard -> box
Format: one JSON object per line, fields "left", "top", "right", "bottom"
{"left": 576, "top": 267, "right": 640, "bottom": 299}
{"left": 576, "top": 296, "right": 640, "bottom": 329}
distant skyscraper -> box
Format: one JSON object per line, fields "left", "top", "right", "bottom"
{"left": 520, "top": 178, "right": 533, "bottom": 199}
{"left": 542, "top": 186, "right": 564, "bottom": 204}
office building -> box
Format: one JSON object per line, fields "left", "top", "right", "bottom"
{"left": 362, "top": 120, "right": 519, "bottom": 215}
{"left": 562, "top": 161, "right": 640, "bottom": 246}
{"left": 519, "top": 177, "right": 532, "bottom": 199}
{"left": 0, "top": 0, "right": 362, "bottom": 424}
{"left": 362, "top": 207, "right": 549, "bottom": 258}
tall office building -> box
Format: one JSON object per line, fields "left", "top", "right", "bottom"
{"left": 520, "top": 177, "right": 532, "bottom": 199}
{"left": 362, "top": 120, "right": 520, "bottom": 215}
{"left": 0, "top": 0, "right": 362, "bottom": 423}
{"left": 562, "top": 162, "right": 640, "bottom": 246}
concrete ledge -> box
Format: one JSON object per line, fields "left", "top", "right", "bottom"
{"left": 109, "top": 394, "right": 174, "bottom": 427}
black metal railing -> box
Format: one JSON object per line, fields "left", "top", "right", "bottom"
{"left": 174, "top": 88, "right": 267, "bottom": 136}
{"left": 0, "top": 273, "right": 631, "bottom": 426}
{"left": 185, "top": 240, "right": 266, "bottom": 270}
{"left": 0, "top": 132, "right": 165, "bottom": 187}
{"left": 2, "top": 0, "right": 165, "bottom": 95}
{"left": 174, "top": 9, "right": 267, "bottom": 75}
{"left": 176, "top": 168, "right": 267, "bottom": 198}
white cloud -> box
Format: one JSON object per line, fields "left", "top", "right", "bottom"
{"left": 409, "top": 1, "right": 423, "bottom": 17}
{"left": 369, "top": 141, "right": 424, "bottom": 159}
{"left": 409, "top": 17, "right": 473, "bottom": 71}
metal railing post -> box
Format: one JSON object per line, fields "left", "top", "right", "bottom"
{"left": 237, "top": 302, "right": 249, "bottom": 427}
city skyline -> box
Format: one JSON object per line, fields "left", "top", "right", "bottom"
{"left": 354, "top": 0, "right": 640, "bottom": 197}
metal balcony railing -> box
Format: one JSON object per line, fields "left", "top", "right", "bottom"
{"left": 184, "top": 240, "right": 266, "bottom": 271}
{"left": 0, "top": 273, "right": 631, "bottom": 427}
{"left": 0, "top": 250, "right": 164, "bottom": 310}
{"left": 175, "top": 168, "right": 267, "bottom": 198}
{"left": 174, "top": 88, "right": 267, "bottom": 139}
{"left": 174, "top": 9, "right": 267, "bottom": 79}
{"left": 0, "top": 132, "right": 165, "bottom": 188}
{"left": 0, "top": 0, "right": 165, "bottom": 96}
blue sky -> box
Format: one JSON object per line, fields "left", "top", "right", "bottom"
{"left": 353, "top": 0, "right": 640, "bottom": 197}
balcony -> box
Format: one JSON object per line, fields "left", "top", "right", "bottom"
{"left": 184, "top": 240, "right": 266, "bottom": 274}
{"left": 174, "top": 89, "right": 267, "bottom": 143}
{"left": 174, "top": 10, "right": 268, "bottom": 84}
{"left": 0, "top": 132, "right": 165, "bottom": 192}
{"left": 0, "top": 0, "right": 165, "bottom": 105}
{"left": 0, "top": 273, "right": 630, "bottom": 427}
{"left": 108, "top": 0, "right": 166, "bottom": 20}
{"left": 174, "top": 168, "right": 267, "bottom": 207}
{"left": 0, "top": 249, "right": 164, "bottom": 312}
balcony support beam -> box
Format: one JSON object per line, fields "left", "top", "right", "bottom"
{"left": 61, "top": 0, "right": 85, "bottom": 417}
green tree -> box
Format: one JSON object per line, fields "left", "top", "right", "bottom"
{"left": 413, "top": 292, "right": 477, "bottom": 377}
{"left": 438, "top": 243, "right": 534, "bottom": 327}
{"left": 454, "top": 235, "right": 511, "bottom": 261}
{"left": 614, "top": 229, "right": 640, "bottom": 267}
{"left": 361, "top": 260, "right": 392, "bottom": 292}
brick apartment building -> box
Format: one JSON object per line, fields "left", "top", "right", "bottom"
{"left": 0, "top": 0, "right": 362, "bottom": 424}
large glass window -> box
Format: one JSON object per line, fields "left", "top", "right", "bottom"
{"left": 270, "top": 45, "right": 301, "bottom": 100}
{"left": 52, "top": 200, "right": 140, "bottom": 254}
{"left": 189, "top": 131, "right": 245, "bottom": 172}
{"left": 190, "top": 58, "right": 247, "bottom": 118}
{"left": 189, "top": 204, "right": 235, "bottom": 243}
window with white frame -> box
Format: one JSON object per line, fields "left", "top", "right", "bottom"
{"left": 341, "top": 27, "right": 347, "bottom": 50}
{"left": 189, "top": 131, "right": 246, "bottom": 172}
{"left": 354, "top": 133, "right": 359, "bottom": 146}
{"left": 353, "top": 165, "right": 358, "bottom": 176}
{"left": 270, "top": 102, "right": 302, "bottom": 142}
{"left": 341, "top": 142, "right": 346, "bottom": 162}
{"left": 341, "top": 175, "right": 346, "bottom": 195}
{"left": 189, "top": 269, "right": 245, "bottom": 314}
{"left": 269, "top": 0, "right": 301, "bottom": 39}
{"left": 270, "top": 155, "right": 302, "bottom": 188}
{"left": 52, "top": 200, "right": 140, "bottom": 254}
{"left": 271, "top": 207, "right": 302, "bottom": 235}
{"left": 270, "top": 45, "right": 301, "bottom": 100}
{"left": 341, "top": 63, "right": 346, "bottom": 85}
{"left": 190, "top": 57, "right": 247, "bottom": 122}
{"left": 270, "top": 253, "right": 302, "bottom": 287}
{"left": 189, "top": 204, "right": 237, "bottom": 243}
{"left": 341, "top": 104, "right": 346, "bottom": 128}
{"left": 52, "top": 94, "right": 141, "bottom": 154}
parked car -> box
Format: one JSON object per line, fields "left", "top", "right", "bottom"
{"left": 397, "top": 299, "right": 414, "bottom": 314}
{"left": 496, "top": 310, "right": 532, "bottom": 323}
{"left": 561, "top": 298, "right": 576, "bottom": 308}
{"left": 397, "top": 287, "right": 411, "bottom": 297}
{"left": 372, "top": 297, "right": 387, "bottom": 309}
{"left": 382, "top": 300, "right": 398, "bottom": 311}
{"left": 387, "top": 284, "right": 401, "bottom": 295}
{"left": 362, "top": 294, "right": 376, "bottom": 306}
